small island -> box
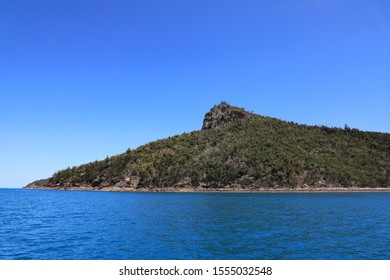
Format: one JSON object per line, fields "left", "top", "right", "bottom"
{"left": 25, "top": 102, "right": 390, "bottom": 192}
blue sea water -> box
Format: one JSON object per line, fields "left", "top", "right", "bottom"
{"left": 1, "top": 188, "right": 390, "bottom": 260}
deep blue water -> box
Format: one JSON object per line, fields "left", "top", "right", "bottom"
{"left": 1, "top": 188, "right": 390, "bottom": 260}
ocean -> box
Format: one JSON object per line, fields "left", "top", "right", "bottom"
{"left": 1, "top": 188, "right": 390, "bottom": 260}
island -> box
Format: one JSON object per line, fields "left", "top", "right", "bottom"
{"left": 25, "top": 102, "right": 390, "bottom": 192}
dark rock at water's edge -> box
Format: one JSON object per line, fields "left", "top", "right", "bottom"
{"left": 25, "top": 179, "right": 49, "bottom": 189}
{"left": 25, "top": 102, "right": 390, "bottom": 192}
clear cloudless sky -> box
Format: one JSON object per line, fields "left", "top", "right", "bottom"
{"left": 1, "top": 0, "right": 389, "bottom": 188}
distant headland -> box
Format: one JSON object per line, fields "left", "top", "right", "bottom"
{"left": 25, "top": 102, "right": 390, "bottom": 192}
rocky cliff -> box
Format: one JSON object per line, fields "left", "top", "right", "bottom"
{"left": 202, "top": 102, "right": 250, "bottom": 130}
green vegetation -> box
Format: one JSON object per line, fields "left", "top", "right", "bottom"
{"left": 48, "top": 103, "right": 390, "bottom": 190}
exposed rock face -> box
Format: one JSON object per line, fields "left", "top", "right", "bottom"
{"left": 202, "top": 102, "right": 251, "bottom": 130}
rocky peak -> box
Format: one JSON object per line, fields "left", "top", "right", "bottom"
{"left": 202, "top": 102, "right": 251, "bottom": 130}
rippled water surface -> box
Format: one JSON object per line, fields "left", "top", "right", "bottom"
{"left": 1, "top": 189, "right": 390, "bottom": 259}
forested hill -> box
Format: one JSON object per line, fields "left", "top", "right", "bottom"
{"left": 26, "top": 102, "right": 390, "bottom": 192}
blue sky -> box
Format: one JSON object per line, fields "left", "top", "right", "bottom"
{"left": 1, "top": 0, "right": 389, "bottom": 188}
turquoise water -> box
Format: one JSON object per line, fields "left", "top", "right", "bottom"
{"left": 1, "top": 188, "right": 390, "bottom": 260}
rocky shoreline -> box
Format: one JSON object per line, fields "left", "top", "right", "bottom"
{"left": 25, "top": 182, "right": 390, "bottom": 193}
